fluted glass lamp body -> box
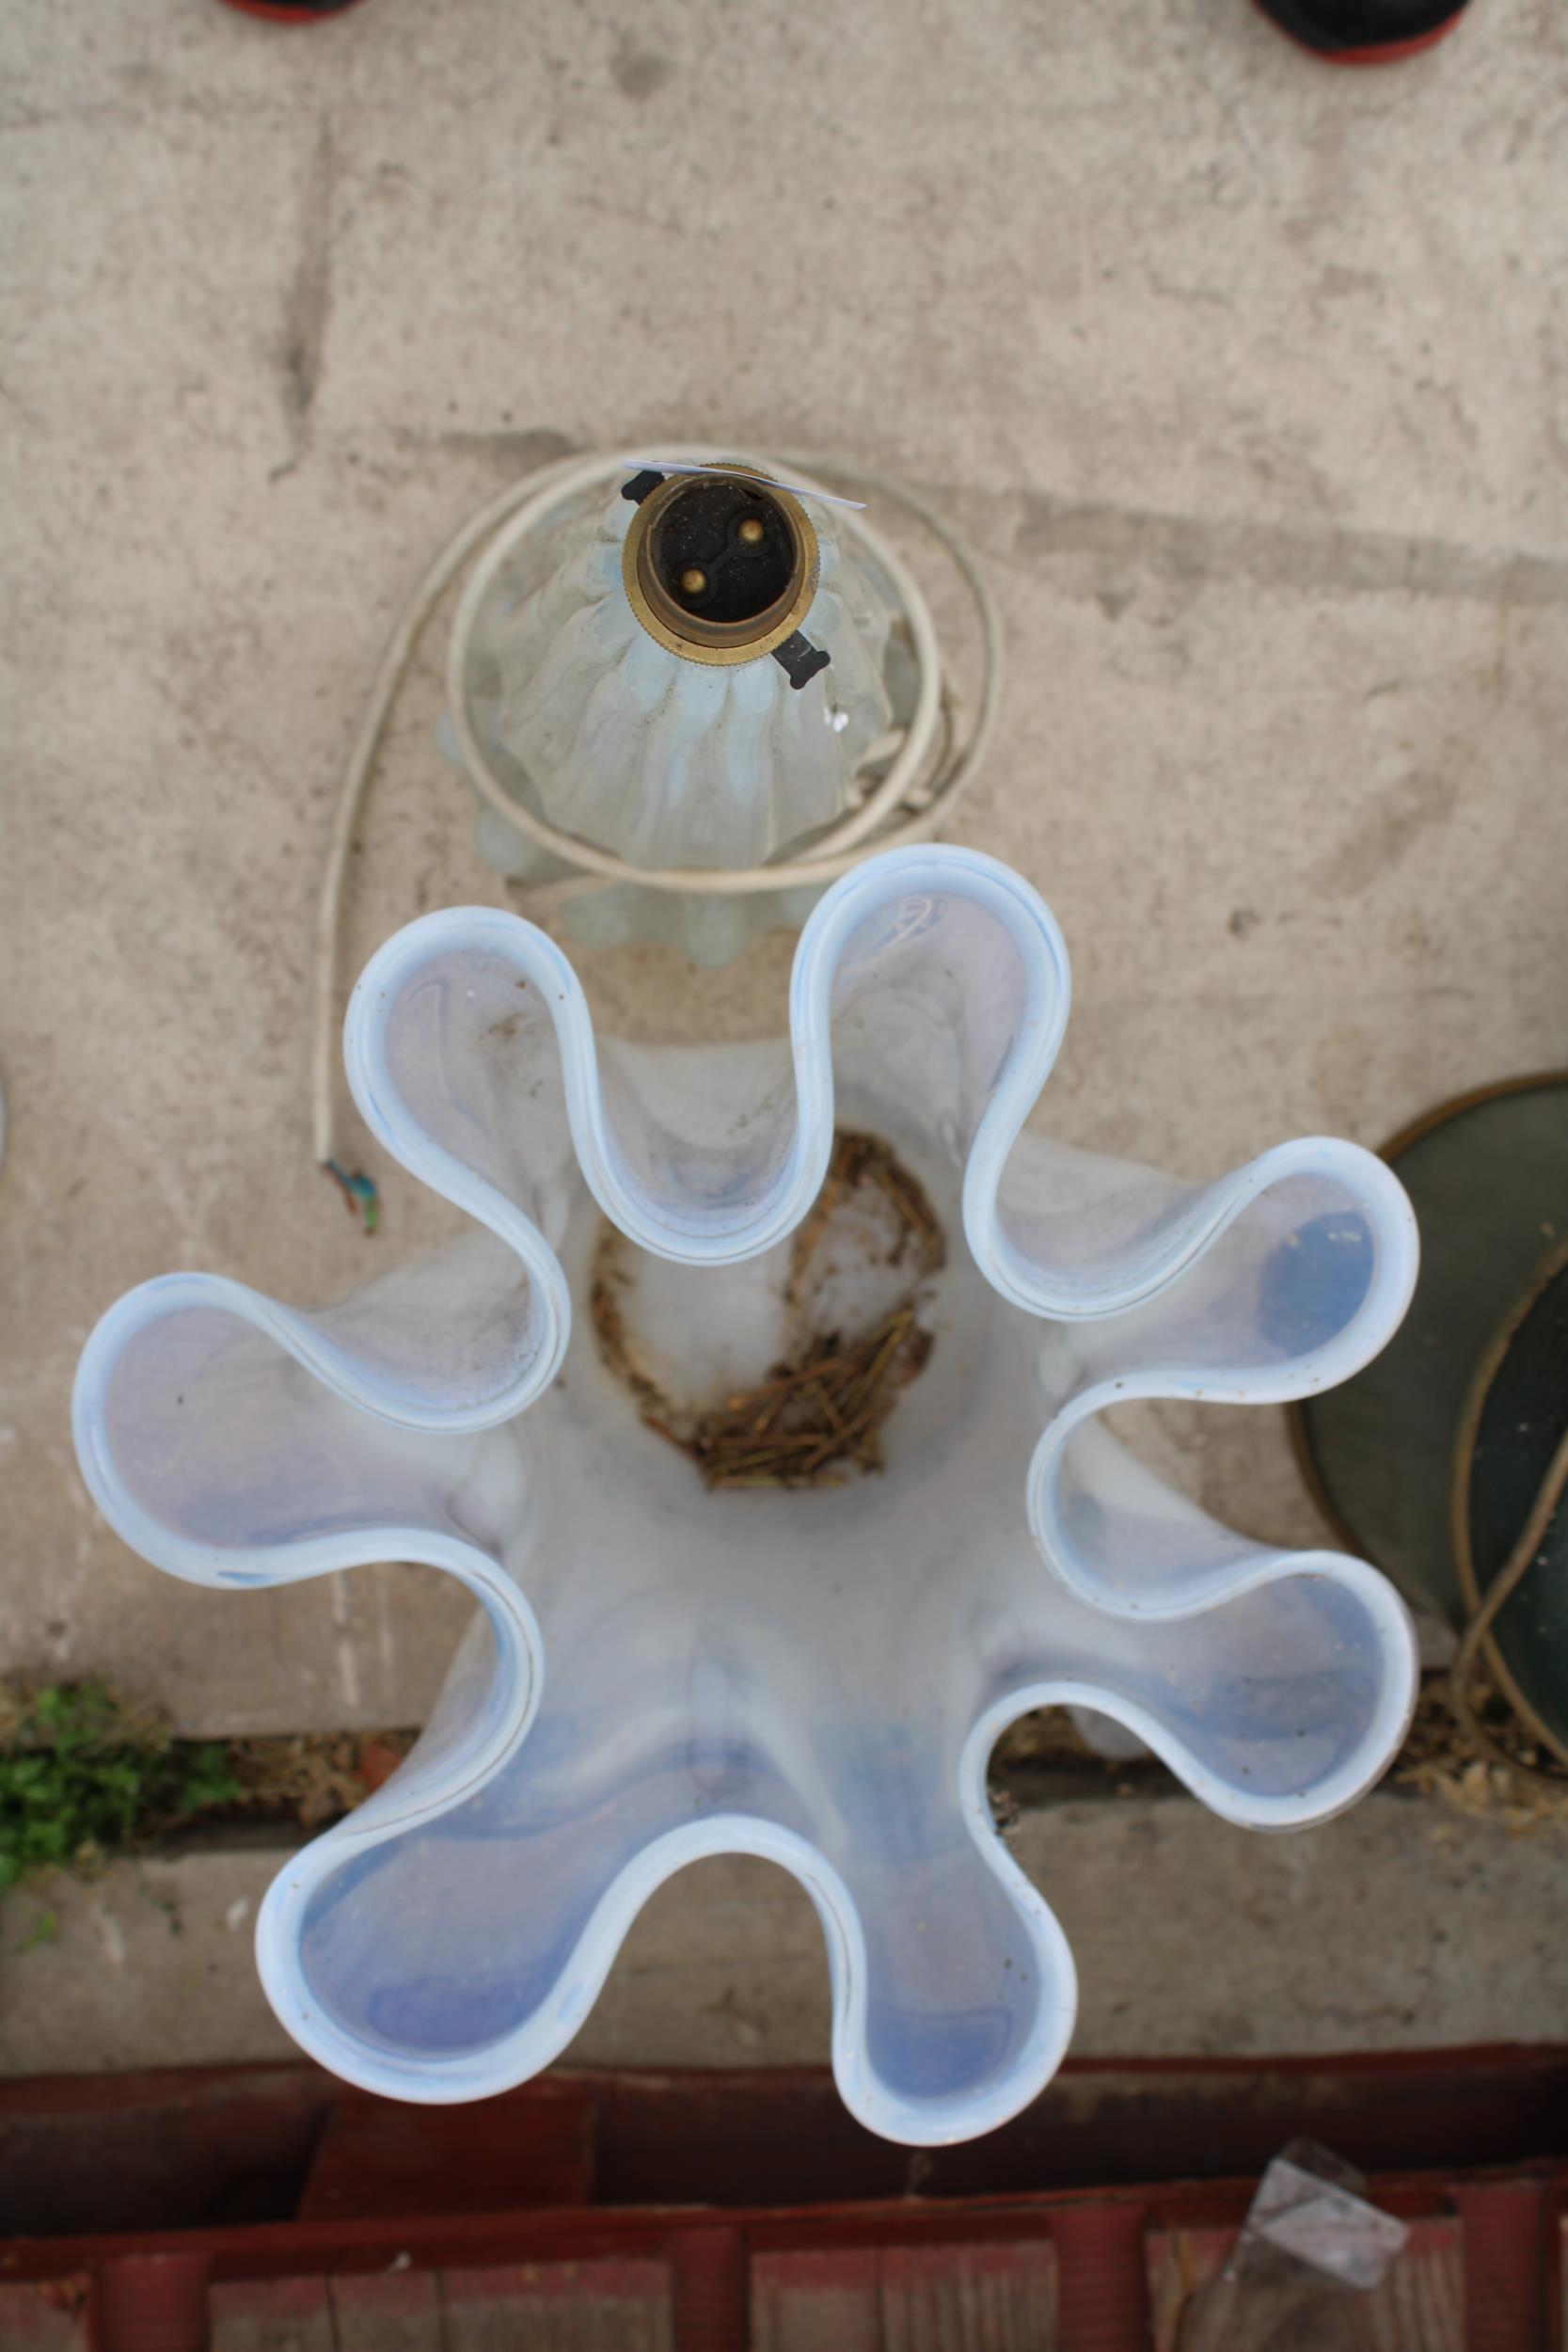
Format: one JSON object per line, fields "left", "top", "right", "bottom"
{"left": 451, "top": 461, "right": 908, "bottom": 963}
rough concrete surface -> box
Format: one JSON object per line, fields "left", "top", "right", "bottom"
{"left": 3, "top": 0, "right": 1567, "bottom": 1746}
{"left": 2, "top": 1797, "right": 1562, "bottom": 2078}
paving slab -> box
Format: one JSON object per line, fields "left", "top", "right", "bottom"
{"left": 1, "top": 1795, "right": 1562, "bottom": 2078}
{"left": 3, "top": 0, "right": 1566, "bottom": 1730}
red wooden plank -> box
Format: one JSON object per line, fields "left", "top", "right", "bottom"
{"left": 295, "top": 2078, "right": 595, "bottom": 2220}
{"left": 752, "top": 2248, "right": 882, "bottom": 2352}
{"left": 0, "top": 2280, "right": 90, "bottom": 2351}
{"left": 439, "top": 2257, "right": 673, "bottom": 2349}
{"left": 752, "top": 2240, "right": 1057, "bottom": 2351}
{"left": 0, "top": 2068, "right": 327, "bottom": 2238}
{"left": 671, "top": 2228, "right": 749, "bottom": 2352}
{"left": 0, "top": 2172, "right": 1485, "bottom": 2290}
{"left": 209, "top": 2276, "right": 336, "bottom": 2352}
{"left": 1053, "top": 2202, "right": 1149, "bottom": 2352}
{"left": 879, "top": 2240, "right": 1057, "bottom": 2350}
{"left": 4, "top": 2050, "right": 1566, "bottom": 2239}
{"left": 328, "top": 2269, "right": 444, "bottom": 2352}
{"left": 1452, "top": 2182, "right": 1548, "bottom": 2352}
{"left": 593, "top": 2048, "right": 1568, "bottom": 2209}
{"left": 0, "top": 2067, "right": 325, "bottom": 2127}
{"left": 97, "top": 2253, "right": 212, "bottom": 2352}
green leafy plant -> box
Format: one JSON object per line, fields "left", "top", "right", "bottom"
{"left": 0, "top": 1680, "right": 241, "bottom": 1894}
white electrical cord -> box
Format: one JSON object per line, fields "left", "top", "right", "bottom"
{"left": 312, "top": 448, "right": 1002, "bottom": 1176}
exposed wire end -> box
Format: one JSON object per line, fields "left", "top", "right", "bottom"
{"left": 324, "top": 1159, "right": 380, "bottom": 1235}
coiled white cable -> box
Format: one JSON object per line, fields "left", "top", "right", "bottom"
{"left": 312, "top": 448, "right": 1002, "bottom": 1175}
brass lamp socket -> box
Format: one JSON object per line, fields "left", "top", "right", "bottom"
{"left": 623, "top": 463, "right": 820, "bottom": 667}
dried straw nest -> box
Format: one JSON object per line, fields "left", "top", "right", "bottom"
{"left": 592, "top": 1128, "right": 945, "bottom": 1489}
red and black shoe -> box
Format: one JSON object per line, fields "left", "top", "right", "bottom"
{"left": 216, "top": 0, "right": 365, "bottom": 22}
{"left": 1252, "top": 0, "right": 1471, "bottom": 61}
